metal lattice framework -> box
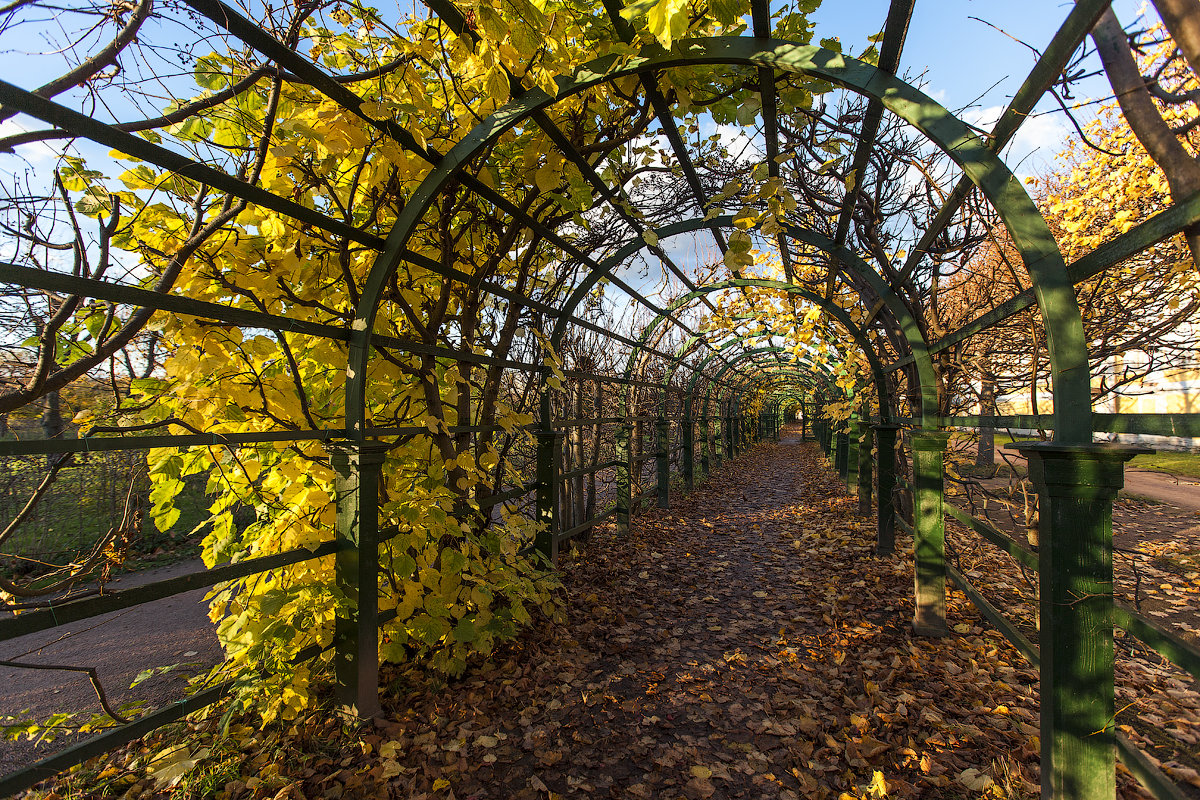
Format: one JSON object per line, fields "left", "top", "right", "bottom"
{"left": 1, "top": 0, "right": 1199, "bottom": 796}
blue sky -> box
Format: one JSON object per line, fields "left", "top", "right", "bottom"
{"left": 806, "top": 0, "right": 1150, "bottom": 178}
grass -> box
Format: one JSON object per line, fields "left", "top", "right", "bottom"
{"left": 957, "top": 431, "right": 1200, "bottom": 479}
{"left": 0, "top": 455, "right": 212, "bottom": 583}
{"left": 1127, "top": 451, "right": 1200, "bottom": 479}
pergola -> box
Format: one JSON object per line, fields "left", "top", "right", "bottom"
{"left": 1, "top": 0, "right": 1198, "bottom": 797}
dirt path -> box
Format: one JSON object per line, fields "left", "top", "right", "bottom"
{"left": 13, "top": 432, "right": 1198, "bottom": 798}
{"left": 0, "top": 560, "right": 222, "bottom": 777}
{"left": 338, "top": 431, "right": 1063, "bottom": 799}
{"left": 1123, "top": 470, "right": 1200, "bottom": 510}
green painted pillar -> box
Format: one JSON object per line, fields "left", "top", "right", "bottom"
{"left": 873, "top": 424, "right": 901, "bottom": 556}
{"left": 655, "top": 417, "right": 670, "bottom": 509}
{"left": 856, "top": 419, "right": 872, "bottom": 516}
{"left": 835, "top": 429, "right": 849, "bottom": 480}
{"left": 1012, "top": 442, "right": 1149, "bottom": 800}
{"left": 845, "top": 417, "right": 860, "bottom": 493}
{"left": 328, "top": 439, "right": 391, "bottom": 718}
{"left": 712, "top": 414, "right": 723, "bottom": 467}
{"left": 615, "top": 421, "right": 632, "bottom": 534}
{"left": 682, "top": 404, "right": 695, "bottom": 491}
{"left": 535, "top": 427, "right": 562, "bottom": 562}
{"left": 700, "top": 414, "right": 711, "bottom": 475}
{"left": 912, "top": 430, "right": 950, "bottom": 636}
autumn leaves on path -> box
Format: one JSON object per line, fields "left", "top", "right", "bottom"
{"left": 362, "top": 433, "right": 1050, "bottom": 800}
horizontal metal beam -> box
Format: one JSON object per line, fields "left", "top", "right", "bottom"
{"left": 889, "top": 188, "right": 1200, "bottom": 370}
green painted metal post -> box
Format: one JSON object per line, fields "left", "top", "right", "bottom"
{"left": 835, "top": 429, "right": 849, "bottom": 481}
{"left": 1013, "top": 442, "right": 1149, "bottom": 800}
{"left": 912, "top": 431, "right": 950, "bottom": 636}
{"left": 535, "top": 427, "right": 562, "bottom": 562}
{"left": 856, "top": 419, "right": 872, "bottom": 515}
{"left": 713, "top": 415, "right": 723, "bottom": 468}
{"left": 615, "top": 421, "right": 632, "bottom": 535}
{"left": 845, "top": 417, "right": 860, "bottom": 493}
{"left": 682, "top": 403, "right": 695, "bottom": 491}
{"left": 700, "top": 413, "right": 711, "bottom": 474}
{"left": 655, "top": 417, "right": 670, "bottom": 509}
{"left": 328, "top": 439, "right": 391, "bottom": 719}
{"left": 873, "top": 424, "right": 900, "bottom": 556}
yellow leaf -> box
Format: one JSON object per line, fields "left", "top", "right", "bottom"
{"left": 644, "top": 0, "right": 689, "bottom": 49}
{"left": 868, "top": 770, "right": 888, "bottom": 797}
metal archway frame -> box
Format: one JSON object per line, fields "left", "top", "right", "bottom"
{"left": 618, "top": 220, "right": 936, "bottom": 426}
{"left": 626, "top": 279, "right": 891, "bottom": 423}
{"left": 351, "top": 36, "right": 1092, "bottom": 443}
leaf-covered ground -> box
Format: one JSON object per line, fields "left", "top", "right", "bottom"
{"left": 34, "top": 430, "right": 1199, "bottom": 799}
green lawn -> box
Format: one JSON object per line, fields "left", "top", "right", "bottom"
{"left": 1127, "top": 451, "right": 1200, "bottom": 479}
{"left": 955, "top": 431, "right": 1200, "bottom": 479}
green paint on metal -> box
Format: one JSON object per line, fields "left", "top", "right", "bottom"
{"left": 328, "top": 440, "right": 390, "bottom": 719}
{"left": 912, "top": 431, "right": 950, "bottom": 637}
{"left": 1012, "top": 441, "right": 1149, "bottom": 800}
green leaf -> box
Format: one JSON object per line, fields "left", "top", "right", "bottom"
{"left": 453, "top": 617, "right": 478, "bottom": 643}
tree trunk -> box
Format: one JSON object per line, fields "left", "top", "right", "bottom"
{"left": 1093, "top": 7, "right": 1200, "bottom": 265}
{"left": 976, "top": 372, "right": 996, "bottom": 470}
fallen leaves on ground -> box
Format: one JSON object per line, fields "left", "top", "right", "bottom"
{"left": 31, "top": 427, "right": 1193, "bottom": 799}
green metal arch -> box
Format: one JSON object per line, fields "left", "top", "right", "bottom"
{"left": 698, "top": 347, "right": 833, "bottom": 421}
{"left": 615, "top": 219, "right": 936, "bottom": 426}
{"left": 349, "top": 36, "right": 1091, "bottom": 443}
{"left": 681, "top": 336, "right": 834, "bottom": 412}
{"left": 664, "top": 327, "right": 836, "bottom": 408}
{"left": 710, "top": 361, "right": 835, "bottom": 418}
{"left": 628, "top": 279, "right": 890, "bottom": 421}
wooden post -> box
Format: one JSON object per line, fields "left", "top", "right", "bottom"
{"left": 856, "top": 419, "right": 872, "bottom": 515}
{"left": 911, "top": 430, "right": 950, "bottom": 636}
{"left": 1012, "top": 442, "right": 1148, "bottom": 800}
{"left": 535, "top": 427, "right": 561, "bottom": 562}
{"left": 655, "top": 416, "right": 670, "bottom": 509}
{"left": 328, "top": 439, "right": 391, "bottom": 719}
{"left": 585, "top": 381, "right": 601, "bottom": 531}
{"left": 615, "top": 421, "right": 632, "bottom": 534}
{"left": 873, "top": 424, "right": 900, "bottom": 556}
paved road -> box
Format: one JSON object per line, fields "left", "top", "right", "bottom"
{"left": 991, "top": 445, "right": 1199, "bottom": 510}
{"left": 1123, "top": 469, "right": 1200, "bottom": 510}
{"left": 0, "top": 560, "right": 222, "bottom": 777}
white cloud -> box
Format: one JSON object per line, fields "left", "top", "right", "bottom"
{"left": 0, "top": 118, "right": 62, "bottom": 167}
{"left": 713, "top": 123, "right": 763, "bottom": 161}
{"left": 957, "top": 104, "right": 1070, "bottom": 182}
{"left": 1005, "top": 113, "right": 1070, "bottom": 181}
